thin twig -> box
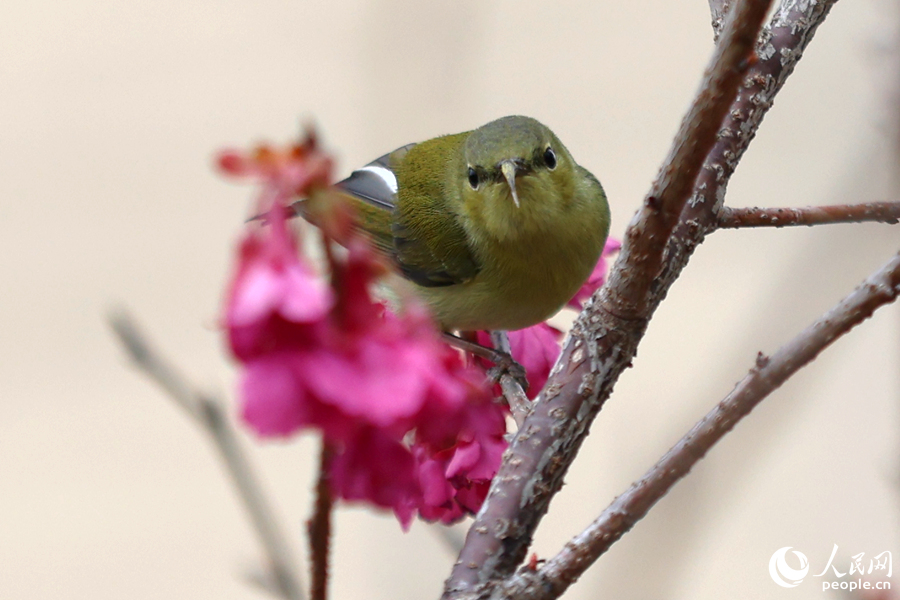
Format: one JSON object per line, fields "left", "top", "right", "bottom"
{"left": 108, "top": 310, "right": 305, "bottom": 600}
{"left": 109, "top": 312, "right": 203, "bottom": 419}
{"left": 488, "top": 331, "right": 513, "bottom": 356}
{"left": 442, "top": 332, "right": 523, "bottom": 374}
{"left": 442, "top": 1, "right": 775, "bottom": 595}
{"left": 500, "top": 250, "right": 900, "bottom": 600}
{"left": 490, "top": 331, "right": 532, "bottom": 427}
{"left": 680, "top": 0, "right": 841, "bottom": 229}
{"left": 717, "top": 202, "right": 900, "bottom": 228}
{"left": 307, "top": 442, "right": 334, "bottom": 600}
{"left": 498, "top": 376, "right": 531, "bottom": 428}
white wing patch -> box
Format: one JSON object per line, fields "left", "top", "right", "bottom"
{"left": 358, "top": 165, "right": 398, "bottom": 194}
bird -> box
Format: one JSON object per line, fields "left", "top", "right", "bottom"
{"left": 309, "top": 115, "right": 610, "bottom": 333}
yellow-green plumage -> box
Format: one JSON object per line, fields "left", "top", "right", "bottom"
{"left": 337, "top": 115, "right": 609, "bottom": 331}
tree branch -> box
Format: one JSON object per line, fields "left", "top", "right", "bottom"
{"left": 680, "top": 0, "right": 841, "bottom": 231}
{"left": 490, "top": 331, "right": 532, "bottom": 427}
{"left": 442, "top": 1, "right": 775, "bottom": 596}
{"left": 499, "top": 249, "right": 900, "bottom": 600}
{"left": 651, "top": 0, "right": 842, "bottom": 342}
{"left": 717, "top": 202, "right": 900, "bottom": 228}
{"left": 308, "top": 442, "right": 334, "bottom": 600}
{"left": 108, "top": 311, "right": 305, "bottom": 600}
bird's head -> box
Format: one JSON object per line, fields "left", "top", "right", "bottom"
{"left": 458, "top": 115, "right": 577, "bottom": 241}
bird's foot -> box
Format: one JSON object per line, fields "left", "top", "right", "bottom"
{"left": 441, "top": 332, "right": 529, "bottom": 391}
{"left": 484, "top": 356, "right": 527, "bottom": 390}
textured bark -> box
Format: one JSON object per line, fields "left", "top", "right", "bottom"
{"left": 499, "top": 250, "right": 900, "bottom": 600}
{"left": 442, "top": 1, "right": 844, "bottom": 599}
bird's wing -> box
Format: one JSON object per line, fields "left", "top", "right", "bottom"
{"left": 391, "top": 136, "right": 480, "bottom": 288}
{"left": 334, "top": 144, "right": 416, "bottom": 256}
{"left": 337, "top": 138, "right": 480, "bottom": 288}
{"left": 391, "top": 215, "right": 480, "bottom": 288}
{"left": 336, "top": 143, "right": 416, "bottom": 211}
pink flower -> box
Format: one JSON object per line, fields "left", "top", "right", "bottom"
{"left": 330, "top": 427, "right": 421, "bottom": 529}
{"left": 226, "top": 204, "right": 332, "bottom": 362}
{"left": 234, "top": 239, "right": 471, "bottom": 441}
{"left": 302, "top": 244, "right": 482, "bottom": 436}
{"left": 508, "top": 324, "right": 563, "bottom": 398}
{"left": 414, "top": 399, "right": 508, "bottom": 524}
{"left": 216, "top": 134, "right": 333, "bottom": 204}
{"left": 305, "top": 291, "right": 507, "bottom": 526}
{"left": 568, "top": 238, "right": 621, "bottom": 309}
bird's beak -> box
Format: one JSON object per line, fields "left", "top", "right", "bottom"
{"left": 500, "top": 160, "right": 521, "bottom": 208}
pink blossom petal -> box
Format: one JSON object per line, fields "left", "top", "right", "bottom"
{"left": 567, "top": 237, "right": 622, "bottom": 309}
{"left": 417, "top": 456, "right": 455, "bottom": 507}
{"left": 507, "top": 324, "right": 562, "bottom": 398}
{"left": 417, "top": 498, "right": 465, "bottom": 525}
{"left": 227, "top": 212, "right": 332, "bottom": 328}
{"left": 278, "top": 263, "right": 333, "bottom": 322}
{"left": 444, "top": 402, "right": 508, "bottom": 481}
{"left": 454, "top": 481, "right": 491, "bottom": 514}
{"left": 228, "top": 255, "right": 330, "bottom": 326}
{"left": 241, "top": 354, "right": 310, "bottom": 437}
{"left": 225, "top": 208, "right": 333, "bottom": 361}
{"left": 411, "top": 398, "right": 507, "bottom": 524}
{"left": 216, "top": 149, "right": 258, "bottom": 177}
{"left": 334, "top": 240, "right": 390, "bottom": 331}
{"left": 301, "top": 340, "right": 429, "bottom": 427}
{"left": 467, "top": 435, "right": 507, "bottom": 481}
{"left": 329, "top": 428, "right": 421, "bottom": 530}
{"left": 445, "top": 440, "right": 481, "bottom": 478}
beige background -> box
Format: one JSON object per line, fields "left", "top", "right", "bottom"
{"left": 2, "top": 0, "right": 899, "bottom": 598}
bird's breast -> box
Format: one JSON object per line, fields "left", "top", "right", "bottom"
{"left": 418, "top": 227, "right": 602, "bottom": 331}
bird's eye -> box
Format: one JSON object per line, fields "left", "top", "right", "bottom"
{"left": 543, "top": 147, "right": 557, "bottom": 170}
{"left": 467, "top": 167, "right": 479, "bottom": 189}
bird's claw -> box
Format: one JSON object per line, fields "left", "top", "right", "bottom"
{"left": 486, "top": 354, "right": 528, "bottom": 391}
{"left": 439, "top": 332, "right": 529, "bottom": 390}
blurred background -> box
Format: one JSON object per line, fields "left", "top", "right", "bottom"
{"left": 2, "top": 0, "right": 898, "bottom": 598}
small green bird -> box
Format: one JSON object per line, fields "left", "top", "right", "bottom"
{"left": 327, "top": 115, "right": 610, "bottom": 332}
